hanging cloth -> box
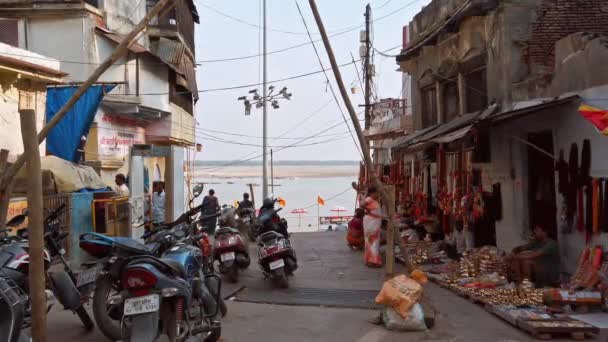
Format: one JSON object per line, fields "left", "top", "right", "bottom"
{"left": 592, "top": 179, "right": 600, "bottom": 234}
{"left": 603, "top": 179, "right": 608, "bottom": 232}
{"left": 568, "top": 143, "right": 579, "bottom": 187}
{"left": 577, "top": 188, "right": 584, "bottom": 232}
{"left": 581, "top": 139, "right": 591, "bottom": 184}
{"left": 556, "top": 149, "right": 569, "bottom": 196}
{"left": 597, "top": 179, "right": 604, "bottom": 233}
{"left": 585, "top": 184, "right": 593, "bottom": 241}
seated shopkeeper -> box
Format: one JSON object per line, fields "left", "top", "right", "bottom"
{"left": 509, "top": 224, "right": 560, "bottom": 287}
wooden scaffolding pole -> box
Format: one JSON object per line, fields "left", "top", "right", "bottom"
{"left": 307, "top": 0, "right": 413, "bottom": 274}
{"left": 20, "top": 108, "right": 46, "bottom": 342}
{"left": 0, "top": 0, "right": 177, "bottom": 192}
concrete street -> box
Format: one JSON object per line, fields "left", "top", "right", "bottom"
{"left": 44, "top": 232, "right": 594, "bottom": 341}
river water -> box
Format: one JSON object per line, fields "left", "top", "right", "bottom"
{"left": 192, "top": 173, "right": 358, "bottom": 232}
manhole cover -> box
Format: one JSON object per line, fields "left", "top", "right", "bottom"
{"left": 234, "top": 287, "right": 380, "bottom": 309}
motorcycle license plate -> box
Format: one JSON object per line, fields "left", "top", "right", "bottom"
{"left": 124, "top": 294, "right": 160, "bottom": 316}
{"left": 76, "top": 264, "right": 103, "bottom": 287}
{"left": 221, "top": 252, "right": 236, "bottom": 262}
{"left": 269, "top": 259, "right": 285, "bottom": 270}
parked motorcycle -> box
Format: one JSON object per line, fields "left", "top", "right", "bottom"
{"left": 213, "top": 207, "right": 250, "bottom": 283}
{"left": 118, "top": 222, "right": 222, "bottom": 341}
{"left": 79, "top": 184, "right": 224, "bottom": 341}
{"left": 0, "top": 206, "right": 94, "bottom": 332}
{"left": 0, "top": 275, "right": 29, "bottom": 342}
{"left": 256, "top": 204, "right": 297, "bottom": 288}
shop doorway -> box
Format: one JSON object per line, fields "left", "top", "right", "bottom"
{"left": 527, "top": 131, "right": 557, "bottom": 239}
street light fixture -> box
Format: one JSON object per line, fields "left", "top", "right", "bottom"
{"left": 238, "top": 85, "right": 292, "bottom": 199}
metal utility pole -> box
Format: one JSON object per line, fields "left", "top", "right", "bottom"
{"left": 364, "top": 4, "right": 372, "bottom": 132}
{"left": 262, "top": 0, "right": 269, "bottom": 200}
{"left": 307, "top": 0, "right": 414, "bottom": 274}
{"left": 270, "top": 149, "right": 274, "bottom": 195}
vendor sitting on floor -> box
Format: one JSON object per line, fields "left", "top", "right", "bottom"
{"left": 347, "top": 208, "right": 365, "bottom": 250}
{"left": 509, "top": 224, "right": 560, "bottom": 287}
{"left": 444, "top": 220, "right": 467, "bottom": 259}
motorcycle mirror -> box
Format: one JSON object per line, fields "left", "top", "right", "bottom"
{"left": 192, "top": 184, "right": 204, "bottom": 199}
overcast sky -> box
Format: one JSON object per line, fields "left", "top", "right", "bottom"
{"left": 194, "top": 0, "right": 430, "bottom": 161}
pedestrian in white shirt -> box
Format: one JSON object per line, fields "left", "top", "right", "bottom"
{"left": 151, "top": 181, "right": 166, "bottom": 224}
{"left": 114, "top": 173, "right": 130, "bottom": 197}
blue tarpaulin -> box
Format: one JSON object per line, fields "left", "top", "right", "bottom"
{"left": 45, "top": 85, "right": 115, "bottom": 162}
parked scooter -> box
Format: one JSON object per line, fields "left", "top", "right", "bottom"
{"left": 0, "top": 206, "right": 93, "bottom": 332}
{"left": 256, "top": 200, "right": 297, "bottom": 288}
{"left": 237, "top": 208, "right": 258, "bottom": 242}
{"left": 213, "top": 206, "right": 250, "bottom": 283}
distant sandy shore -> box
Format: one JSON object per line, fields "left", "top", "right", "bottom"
{"left": 192, "top": 165, "right": 358, "bottom": 179}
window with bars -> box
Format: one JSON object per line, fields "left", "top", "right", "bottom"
{"left": 465, "top": 68, "right": 488, "bottom": 113}
{"left": 0, "top": 19, "right": 18, "bottom": 47}
{"left": 420, "top": 86, "right": 437, "bottom": 128}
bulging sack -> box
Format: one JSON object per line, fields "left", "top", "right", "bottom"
{"left": 375, "top": 274, "right": 423, "bottom": 318}
{"left": 382, "top": 304, "right": 428, "bottom": 332}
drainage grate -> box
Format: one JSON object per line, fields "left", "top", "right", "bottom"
{"left": 234, "top": 287, "right": 381, "bottom": 309}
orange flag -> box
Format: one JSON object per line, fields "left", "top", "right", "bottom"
{"left": 579, "top": 104, "right": 608, "bottom": 135}
{"left": 277, "top": 197, "right": 286, "bottom": 207}
{"left": 317, "top": 195, "right": 325, "bottom": 206}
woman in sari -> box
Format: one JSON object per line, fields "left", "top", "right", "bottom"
{"left": 362, "top": 187, "right": 383, "bottom": 267}
{"left": 347, "top": 208, "right": 365, "bottom": 250}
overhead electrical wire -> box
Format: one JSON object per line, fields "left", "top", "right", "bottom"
{"left": 0, "top": 0, "right": 421, "bottom": 66}
{"left": 294, "top": 0, "right": 363, "bottom": 160}
{"left": 374, "top": 0, "right": 394, "bottom": 10}
{"left": 198, "top": 1, "right": 360, "bottom": 36}
{"left": 195, "top": 117, "right": 359, "bottom": 171}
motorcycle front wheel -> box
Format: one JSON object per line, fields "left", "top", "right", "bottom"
{"left": 93, "top": 275, "right": 122, "bottom": 341}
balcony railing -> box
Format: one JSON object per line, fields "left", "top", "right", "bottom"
{"left": 147, "top": 0, "right": 195, "bottom": 54}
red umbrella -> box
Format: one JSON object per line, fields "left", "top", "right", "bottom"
{"left": 291, "top": 208, "right": 308, "bottom": 227}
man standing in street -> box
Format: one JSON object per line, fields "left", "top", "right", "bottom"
{"left": 202, "top": 189, "right": 220, "bottom": 233}
{"left": 237, "top": 193, "right": 254, "bottom": 214}
{"left": 115, "top": 173, "right": 130, "bottom": 197}
{"left": 151, "top": 181, "right": 166, "bottom": 224}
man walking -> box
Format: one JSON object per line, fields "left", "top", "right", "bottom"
{"left": 202, "top": 189, "right": 220, "bottom": 233}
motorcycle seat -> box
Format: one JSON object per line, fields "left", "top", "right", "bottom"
{"left": 112, "top": 237, "right": 153, "bottom": 255}
{"left": 215, "top": 227, "right": 239, "bottom": 236}
{"left": 259, "top": 231, "right": 283, "bottom": 242}
{"left": 126, "top": 256, "right": 186, "bottom": 278}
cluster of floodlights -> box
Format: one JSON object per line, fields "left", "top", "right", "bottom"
{"left": 238, "top": 86, "right": 293, "bottom": 115}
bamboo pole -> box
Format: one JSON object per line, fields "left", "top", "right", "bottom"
{"left": 20, "top": 109, "right": 46, "bottom": 341}
{"left": 248, "top": 183, "right": 256, "bottom": 211}
{"left": 0, "top": 0, "right": 177, "bottom": 192}
{"left": 385, "top": 185, "right": 396, "bottom": 274}
{"left": 307, "top": 0, "right": 413, "bottom": 274}
{"left": 0, "top": 149, "right": 13, "bottom": 228}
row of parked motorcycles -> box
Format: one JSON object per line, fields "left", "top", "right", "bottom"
{"left": 0, "top": 184, "right": 298, "bottom": 342}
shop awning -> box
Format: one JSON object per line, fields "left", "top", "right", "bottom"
{"left": 484, "top": 95, "right": 580, "bottom": 124}
{"left": 432, "top": 124, "right": 473, "bottom": 143}
{"left": 392, "top": 124, "right": 440, "bottom": 150}
{"left": 392, "top": 104, "right": 497, "bottom": 151}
